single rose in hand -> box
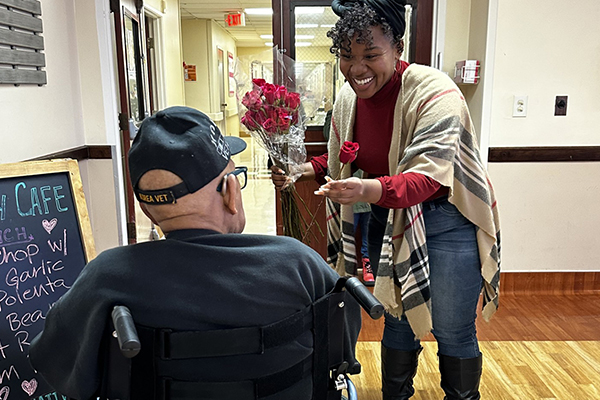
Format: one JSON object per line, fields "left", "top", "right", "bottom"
{"left": 339, "top": 141, "right": 360, "bottom": 164}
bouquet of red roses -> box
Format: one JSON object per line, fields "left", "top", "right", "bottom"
{"left": 235, "top": 49, "right": 320, "bottom": 242}
{"left": 240, "top": 78, "right": 306, "bottom": 181}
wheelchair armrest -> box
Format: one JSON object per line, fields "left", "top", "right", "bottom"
{"left": 111, "top": 306, "right": 141, "bottom": 358}
{"left": 343, "top": 277, "right": 384, "bottom": 320}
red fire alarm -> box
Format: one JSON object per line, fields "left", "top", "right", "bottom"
{"left": 225, "top": 13, "right": 245, "bottom": 27}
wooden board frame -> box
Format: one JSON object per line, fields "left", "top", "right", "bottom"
{"left": 0, "top": 158, "right": 96, "bottom": 261}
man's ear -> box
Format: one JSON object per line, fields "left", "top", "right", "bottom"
{"left": 140, "top": 203, "right": 159, "bottom": 225}
{"left": 222, "top": 174, "right": 239, "bottom": 215}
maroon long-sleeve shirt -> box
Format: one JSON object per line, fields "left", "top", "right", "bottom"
{"left": 310, "top": 62, "right": 448, "bottom": 209}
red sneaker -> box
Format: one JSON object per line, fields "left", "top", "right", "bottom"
{"left": 362, "top": 258, "right": 375, "bottom": 286}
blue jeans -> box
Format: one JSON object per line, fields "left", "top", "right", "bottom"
{"left": 354, "top": 212, "right": 370, "bottom": 260}
{"left": 369, "top": 197, "right": 482, "bottom": 358}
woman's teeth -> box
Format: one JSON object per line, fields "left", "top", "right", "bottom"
{"left": 354, "top": 77, "right": 373, "bottom": 85}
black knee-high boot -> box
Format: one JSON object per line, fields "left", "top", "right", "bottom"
{"left": 439, "top": 354, "right": 482, "bottom": 400}
{"left": 381, "top": 344, "right": 422, "bottom": 400}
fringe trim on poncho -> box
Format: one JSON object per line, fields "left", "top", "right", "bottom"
{"left": 326, "top": 65, "right": 501, "bottom": 339}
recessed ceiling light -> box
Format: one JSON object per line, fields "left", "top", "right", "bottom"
{"left": 244, "top": 8, "right": 273, "bottom": 15}
{"left": 260, "top": 34, "right": 274, "bottom": 39}
{"left": 296, "top": 24, "right": 319, "bottom": 28}
{"left": 265, "top": 42, "right": 274, "bottom": 46}
{"left": 295, "top": 7, "right": 325, "bottom": 14}
{"left": 295, "top": 35, "right": 314, "bottom": 40}
{"left": 320, "top": 24, "right": 335, "bottom": 28}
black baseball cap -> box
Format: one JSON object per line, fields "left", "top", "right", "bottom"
{"left": 129, "top": 106, "right": 247, "bottom": 204}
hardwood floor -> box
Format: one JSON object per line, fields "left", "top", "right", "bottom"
{"left": 352, "top": 340, "right": 600, "bottom": 400}
{"left": 353, "top": 294, "right": 600, "bottom": 399}
{"left": 358, "top": 294, "right": 600, "bottom": 342}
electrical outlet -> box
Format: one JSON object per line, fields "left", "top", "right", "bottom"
{"left": 513, "top": 96, "right": 528, "bottom": 117}
{"left": 555, "top": 95, "right": 568, "bottom": 116}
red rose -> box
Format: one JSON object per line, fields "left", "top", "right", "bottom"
{"left": 277, "top": 109, "right": 292, "bottom": 131}
{"left": 285, "top": 92, "right": 301, "bottom": 109}
{"left": 263, "top": 118, "right": 278, "bottom": 134}
{"left": 291, "top": 111, "right": 299, "bottom": 125}
{"left": 254, "top": 110, "right": 267, "bottom": 125}
{"left": 262, "top": 83, "right": 278, "bottom": 104}
{"left": 275, "top": 85, "right": 288, "bottom": 101}
{"left": 264, "top": 105, "right": 278, "bottom": 121}
{"left": 252, "top": 78, "right": 266, "bottom": 88}
{"left": 241, "top": 113, "right": 254, "bottom": 130}
{"left": 241, "top": 111, "right": 260, "bottom": 130}
{"left": 241, "top": 90, "right": 262, "bottom": 111}
{"left": 339, "top": 141, "right": 360, "bottom": 164}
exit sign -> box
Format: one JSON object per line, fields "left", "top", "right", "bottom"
{"left": 225, "top": 13, "right": 245, "bottom": 27}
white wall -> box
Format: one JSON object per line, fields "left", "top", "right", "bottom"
{"left": 0, "top": 0, "right": 123, "bottom": 253}
{"left": 442, "top": 0, "right": 471, "bottom": 77}
{"left": 1, "top": 3, "right": 85, "bottom": 161}
{"left": 182, "top": 19, "right": 239, "bottom": 135}
{"left": 146, "top": 0, "right": 186, "bottom": 107}
{"left": 487, "top": 0, "right": 600, "bottom": 271}
{"left": 490, "top": 0, "right": 600, "bottom": 147}
{"left": 488, "top": 163, "right": 600, "bottom": 272}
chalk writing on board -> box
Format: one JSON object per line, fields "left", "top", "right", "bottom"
{"left": 0, "top": 167, "right": 90, "bottom": 400}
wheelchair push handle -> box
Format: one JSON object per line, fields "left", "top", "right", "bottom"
{"left": 344, "top": 277, "right": 384, "bottom": 320}
{"left": 111, "top": 305, "right": 141, "bottom": 358}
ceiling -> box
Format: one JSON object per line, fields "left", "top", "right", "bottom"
{"left": 180, "top": 1, "right": 339, "bottom": 48}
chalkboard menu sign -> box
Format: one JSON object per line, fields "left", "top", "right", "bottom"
{"left": 0, "top": 159, "right": 95, "bottom": 400}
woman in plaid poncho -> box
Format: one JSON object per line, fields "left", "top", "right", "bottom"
{"left": 271, "top": 1, "right": 501, "bottom": 399}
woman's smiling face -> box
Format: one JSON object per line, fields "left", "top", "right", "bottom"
{"left": 339, "top": 25, "right": 400, "bottom": 99}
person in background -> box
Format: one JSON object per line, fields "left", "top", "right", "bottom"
{"left": 271, "top": 0, "right": 501, "bottom": 399}
{"left": 352, "top": 169, "right": 374, "bottom": 285}
{"left": 29, "top": 106, "right": 361, "bottom": 400}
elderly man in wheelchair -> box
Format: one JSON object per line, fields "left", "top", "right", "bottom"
{"left": 29, "top": 107, "right": 382, "bottom": 400}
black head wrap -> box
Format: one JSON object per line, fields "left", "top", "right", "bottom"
{"left": 331, "top": 0, "right": 407, "bottom": 38}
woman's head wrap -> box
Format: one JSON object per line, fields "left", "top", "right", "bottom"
{"left": 331, "top": 0, "right": 407, "bottom": 38}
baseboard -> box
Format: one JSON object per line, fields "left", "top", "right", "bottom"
{"left": 500, "top": 272, "right": 600, "bottom": 295}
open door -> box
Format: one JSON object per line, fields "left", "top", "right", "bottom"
{"left": 216, "top": 47, "right": 227, "bottom": 135}
{"left": 271, "top": 0, "right": 434, "bottom": 259}
{"left": 111, "top": 0, "right": 151, "bottom": 244}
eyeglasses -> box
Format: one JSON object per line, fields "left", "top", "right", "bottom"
{"left": 216, "top": 166, "right": 248, "bottom": 192}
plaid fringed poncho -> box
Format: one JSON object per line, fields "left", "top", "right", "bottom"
{"left": 326, "top": 65, "right": 501, "bottom": 339}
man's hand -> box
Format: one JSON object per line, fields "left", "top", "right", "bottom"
{"left": 270, "top": 165, "right": 293, "bottom": 191}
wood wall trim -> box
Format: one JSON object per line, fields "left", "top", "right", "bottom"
{"left": 29, "top": 145, "right": 113, "bottom": 161}
{"left": 488, "top": 146, "right": 600, "bottom": 162}
{"left": 500, "top": 272, "right": 600, "bottom": 295}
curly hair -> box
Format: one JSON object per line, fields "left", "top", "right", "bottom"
{"left": 327, "top": 3, "right": 404, "bottom": 57}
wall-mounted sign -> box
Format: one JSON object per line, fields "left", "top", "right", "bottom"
{"left": 228, "top": 52, "right": 235, "bottom": 97}
{"left": 183, "top": 62, "right": 196, "bottom": 82}
{"left": 225, "top": 13, "right": 245, "bottom": 27}
{"left": 0, "top": 159, "right": 95, "bottom": 400}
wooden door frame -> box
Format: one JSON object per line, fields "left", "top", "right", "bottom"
{"left": 273, "top": 0, "right": 434, "bottom": 65}
{"left": 111, "top": 0, "right": 147, "bottom": 244}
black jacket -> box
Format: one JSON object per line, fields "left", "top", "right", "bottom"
{"left": 29, "top": 229, "right": 361, "bottom": 399}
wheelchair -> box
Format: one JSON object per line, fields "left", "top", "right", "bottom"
{"left": 101, "top": 276, "right": 383, "bottom": 400}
